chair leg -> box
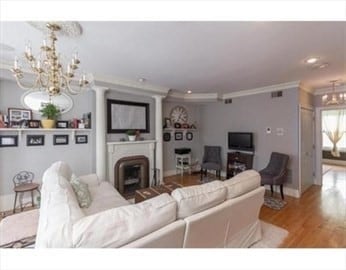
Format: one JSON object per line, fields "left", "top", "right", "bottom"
{"left": 13, "top": 192, "right": 18, "bottom": 213}
{"left": 280, "top": 184, "right": 284, "bottom": 200}
{"left": 270, "top": 185, "right": 274, "bottom": 196}
{"left": 200, "top": 168, "right": 203, "bottom": 181}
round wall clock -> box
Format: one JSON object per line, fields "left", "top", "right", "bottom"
{"left": 170, "top": 106, "right": 188, "bottom": 123}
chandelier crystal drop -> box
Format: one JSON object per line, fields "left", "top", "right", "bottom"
{"left": 10, "top": 23, "right": 93, "bottom": 97}
{"left": 322, "top": 80, "right": 346, "bottom": 106}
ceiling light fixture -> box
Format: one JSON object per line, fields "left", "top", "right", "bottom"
{"left": 10, "top": 22, "right": 93, "bottom": 98}
{"left": 322, "top": 80, "right": 346, "bottom": 106}
{"left": 306, "top": 57, "right": 319, "bottom": 64}
{"left": 187, "top": 90, "right": 192, "bottom": 94}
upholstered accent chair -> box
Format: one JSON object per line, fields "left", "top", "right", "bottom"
{"left": 200, "top": 146, "right": 222, "bottom": 181}
{"left": 259, "top": 152, "right": 289, "bottom": 199}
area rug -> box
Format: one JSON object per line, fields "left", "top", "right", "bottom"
{"left": 251, "top": 221, "right": 288, "bottom": 248}
{"left": 263, "top": 196, "right": 287, "bottom": 210}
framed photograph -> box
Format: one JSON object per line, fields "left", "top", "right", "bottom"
{"left": 163, "top": 117, "right": 172, "bottom": 129}
{"left": 8, "top": 108, "right": 32, "bottom": 128}
{"left": 186, "top": 132, "right": 193, "bottom": 141}
{"left": 107, "top": 99, "right": 149, "bottom": 133}
{"left": 27, "top": 135, "right": 44, "bottom": 146}
{"left": 53, "top": 134, "right": 69, "bottom": 145}
{"left": 182, "top": 123, "right": 190, "bottom": 129}
{"left": 56, "top": 121, "right": 69, "bottom": 129}
{"left": 28, "top": 120, "right": 41, "bottom": 128}
{"left": 75, "top": 135, "right": 88, "bottom": 144}
{"left": 0, "top": 135, "right": 18, "bottom": 147}
{"left": 163, "top": 132, "right": 171, "bottom": 142}
{"left": 175, "top": 132, "right": 183, "bottom": 141}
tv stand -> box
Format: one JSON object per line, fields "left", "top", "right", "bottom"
{"left": 226, "top": 151, "right": 254, "bottom": 178}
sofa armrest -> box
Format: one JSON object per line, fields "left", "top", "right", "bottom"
{"left": 78, "top": 174, "right": 100, "bottom": 187}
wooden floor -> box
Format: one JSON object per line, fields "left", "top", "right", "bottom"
{"left": 165, "top": 166, "right": 346, "bottom": 248}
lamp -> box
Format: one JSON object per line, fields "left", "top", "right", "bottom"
{"left": 10, "top": 22, "right": 93, "bottom": 97}
{"left": 322, "top": 80, "right": 346, "bottom": 106}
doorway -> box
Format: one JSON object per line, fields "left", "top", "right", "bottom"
{"left": 315, "top": 106, "right": 346, "bottom": 186}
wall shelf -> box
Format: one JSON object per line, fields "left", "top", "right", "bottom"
{"left": 163, "top": 128, "right": 197, "bottom": 133}
{"left": 0, "top": 128, "right": 91, "bottom": 142}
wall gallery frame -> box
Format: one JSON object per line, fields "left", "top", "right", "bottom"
{"left": 107, "top": 99, "right": 149, "bottom": 133}
{"left": 163, "top": 132, "right": 171, "bottom": 142}
{"left": 186, "top": 132, "right": 193, "bottom": 141}
{"left": 175, "top": 132, "right": 183, "bottom": 141}
{"left": 27, "top": 135, "right": 44, "bottom": 146}
{"left": 0, "top": 135, "right": 18, "bottom": 147}
{"left": 75, "top": 135, "right": 88, "bottom": 144}
{"left": 8, "top": 108, "right": 32, "bottom": 128}
{"left": 53, "top": 134, "right": 69, "bottom": 145}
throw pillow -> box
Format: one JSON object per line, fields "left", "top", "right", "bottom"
{"left": 70, "top": 174, "right": 92, "bottom": 208}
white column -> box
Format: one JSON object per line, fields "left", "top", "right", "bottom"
{"left": 153, "top": 95, "right": 164, "bottom": 184}
{"left": 93, "top": 86, "right": 108, "bottom": 181}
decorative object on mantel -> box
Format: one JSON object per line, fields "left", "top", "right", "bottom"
{"left": 10, "top": 22, "right": 93, "bottom": 98}
{"left": 39, "top": 103, "right": 60, "bottom": 129}
{"left": 28, "top": 120, "right": 40, "bottom": 128}
{"left": 8, "top": 108, "right": 32, "bottom": 128}
{"left": 170, "top": 105, "right": 188, "bottom": 124}
{"left": 322, "top": 80, "right": 346, "bottom": 106}
{"left": 0, "top": 113, "right": 6, "bottom": 128}
{"left": 126, "top": 130, "right": 137, "bottom": 141}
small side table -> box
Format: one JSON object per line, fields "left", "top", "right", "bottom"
{"left": 175, "top": 153, "right": 191, "bottom": 176}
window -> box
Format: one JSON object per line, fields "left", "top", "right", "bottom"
{"left": 322, "top": 109, "right": 346, "bottom": 151}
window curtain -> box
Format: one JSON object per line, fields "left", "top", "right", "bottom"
{"left": 322, "top": 109, "right": 346, "bottom": 157}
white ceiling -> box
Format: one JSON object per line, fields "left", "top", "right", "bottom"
{"left": 0, "top": 21, "right": 345, "bottom": 95}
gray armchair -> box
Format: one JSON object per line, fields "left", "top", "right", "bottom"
{"left": 200, "top": 146, "right": 222, "bottom": 181}
{"left": 260, "top": 152, "right": 289, "bottom": 199}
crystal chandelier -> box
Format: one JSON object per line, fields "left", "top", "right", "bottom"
{"left": 10, "top": 23, "right": 92, "bottom": 97}
{"left": 322, "top": 80, "right": 346, "bottom": 106}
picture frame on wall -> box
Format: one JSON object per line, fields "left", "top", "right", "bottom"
{"left": 175, "top": 132, "right": 183, "bottom": 141}
{"left": 0, "top": 135, "right": 18, "bottom": 147}
{"left": 53, "top": 134, "right": 69, "bottom": 145}
{"left": 27, "top": 135, "right": 44, "bottom": 146}
{"left": 107, "top": 99, "right": 150, "bottom": 133}
{"left": 163, "top": 117, "right": 172, "bottom": 129}
{"left": 8, "top": 108, "right": 32, "bottom": 128}
{"left": 163, "top": 132, "right": 171, "bottom": 142}
{"left": 75, "top": 135, "right": 88, "bottom": 144}
{"left": 186, "top": 132, "right": 193, "bottom": 141}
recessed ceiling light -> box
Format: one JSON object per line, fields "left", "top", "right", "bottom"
{"left": 306, "top": 57, "right": 319, "bottom": 64}
{"left": 318, "top": 63, "right": 329, "bottom": 69}
{"left": 187, "top": 90, "right": 192, "bottom": 94}
{"left": 138, "top": 78, "right": 146, "bottom": 83}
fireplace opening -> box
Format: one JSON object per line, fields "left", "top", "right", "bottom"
{"left": 114, "top": 155, "right": 149, "bottom": 197}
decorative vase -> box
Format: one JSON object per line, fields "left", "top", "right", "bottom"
{"left": 41, "top": 119, "right": 56, "bottom": 129}
{"left": 128, "top": 135, "right": 136, "bottom": 141}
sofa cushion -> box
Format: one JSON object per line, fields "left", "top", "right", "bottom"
{"left": 72, "top": 193, "right": 177, "bottom": 247}
{"left": 83, "top": 181, "right": 130, "bottom": 216}
{"left": 171, "top": 180, "right": 227, "bottom": 219}
{"left": 223, "top": 170, "right": 261, "bottom": 199}
{"left": 70, "top": 175, "right": 92, "bottom": 208}
{"left": 78, "top": 173, "right": 101, "bottom": 187}
{"left": 36, "top": 173, "right": 85, "bottom": 248}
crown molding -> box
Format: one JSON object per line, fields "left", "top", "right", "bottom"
{"left": 313, "top": 84, "right": 346, "bottom": 95}
{"left": 222, "top": 81, "right": 300, "bottom": 99}
{"left": 166, "top": 91, "right": 219, "bottom": 102}
{"left": 299, "top": 83, "right": 314, "bottom": 94}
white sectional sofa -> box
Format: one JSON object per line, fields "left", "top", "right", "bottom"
{"left": 36, "top": 161, "right": 265, "bottom": 248}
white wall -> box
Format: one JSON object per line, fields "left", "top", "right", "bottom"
{"left": 0, "top": 79, "right": 96, "bottom": 210}
{"left": 200, "top": 87, "right": 300, "bottom": 190}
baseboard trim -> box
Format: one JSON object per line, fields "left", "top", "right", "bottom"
{"left": 323, "top": 159, "right": 346, "bottom": 166}
{"left": 264, "top": 185, "right": 300, "bottom": 198}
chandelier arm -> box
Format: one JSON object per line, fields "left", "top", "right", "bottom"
{"left": 14, "top": 75, "right": 40, "bottom": 91}
{"left": 64, "top": 76, "right": 83, "bottom": 95}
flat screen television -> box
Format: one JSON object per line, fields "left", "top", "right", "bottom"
{"left": 228, "top": 132, "right": 254, "bottom": 151}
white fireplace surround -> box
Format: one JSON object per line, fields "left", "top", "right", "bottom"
{"left": 107, "top": 140, "right": 156, "bottom": 188}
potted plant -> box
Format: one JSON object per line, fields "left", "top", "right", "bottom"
{"left": 39, "top": 103, "right": 60, "bottom": 129}
{"left": 126, "top": 130, "right": 136, "bottom": 141}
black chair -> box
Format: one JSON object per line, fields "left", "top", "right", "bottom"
{"left": 200, "top": 146, "right": 222, "bottom": 181}
{"left": 260, "top": 152, "right": 289, "bottom": 200}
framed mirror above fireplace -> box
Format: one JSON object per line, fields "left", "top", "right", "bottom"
{"left": 107, "top": 99, "right": 150, "bottom": 133}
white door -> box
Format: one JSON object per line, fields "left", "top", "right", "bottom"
{"left": 300, "top": 107, "right": 315, "bottom": 193}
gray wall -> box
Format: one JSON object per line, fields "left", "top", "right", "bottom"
{"left": 106, "top": 91, "right": 155, "bottom": 142}
{"left": 163, "top": 101, "right": 202, "bottom": 173}
{"left": 200, "top": 87, "right": 300, "bottom": 189}
{"left": 0, "top": 79, "right": 96, "bottom": 196}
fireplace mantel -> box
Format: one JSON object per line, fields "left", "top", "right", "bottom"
{"left": 107, "top": 140, "right": 156, "bottom": 187}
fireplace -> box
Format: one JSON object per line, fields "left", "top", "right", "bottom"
{"left": 114, "top": 155, "right": 149, "bottom": 196}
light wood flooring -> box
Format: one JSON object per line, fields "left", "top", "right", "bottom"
{"left": 164, "top": 166, "right": 346, "bottom": 248}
